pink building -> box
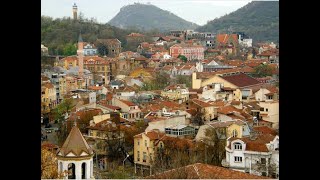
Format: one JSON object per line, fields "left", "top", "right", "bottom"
{"left": 169, "top": 44, "right": 205, "bottom": 61}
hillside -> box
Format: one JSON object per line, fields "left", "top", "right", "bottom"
{"left": 196, "top": 1, "right": 279, "bottom": 43}
{"left": 108, "top": 3, "right": 198, "bottom": 32}
{"left": 41, "top": 16, "right": 131, "bottom": 55}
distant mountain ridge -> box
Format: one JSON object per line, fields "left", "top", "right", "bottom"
{"left": 108, "top": 3, "right": 198, "bottom": 32}
{"left": 196, "top": 1, "right": 279, "bottom": 43}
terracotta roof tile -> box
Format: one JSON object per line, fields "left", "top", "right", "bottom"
{"left": 220, "top": 73, "right": 261, "bottom": 88}
{"left": 119, "top": 99, "right": 136, "bottom": 106}
{"left": 192, "top": 99, "right": 213, "bottom": 108}
{"left": 147, "top": 163, "right": 268, "bottom": 179}
{"left": 229, "top": 134, "right": 276, "bottom": 152}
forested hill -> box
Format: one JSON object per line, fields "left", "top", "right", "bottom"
{"left": 41, "top": 16, "right": 131, "bottom": 55}
{"left": 196, "top": 1, "right": 279, "bottom": 43}
{"left": 108, "top": 3, "right": 198, "bottom": 32}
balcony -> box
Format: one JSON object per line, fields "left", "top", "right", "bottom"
{"left": 221, "top": 159, "right": 229, "bottom": 167}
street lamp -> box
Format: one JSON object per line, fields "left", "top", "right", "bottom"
{"left": 123, "top": 153, "right": 130, "bottom": 173}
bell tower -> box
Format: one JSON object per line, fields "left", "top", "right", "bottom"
{"left": 73, "top": 3, "right": 78, "bottom": 20}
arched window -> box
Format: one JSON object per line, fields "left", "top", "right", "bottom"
{"left": 234, "top": 142, "right": 242, "bottom": 150}
{"left": 67, "top": 163, "right": 75, "bottom": 179}
{"left": 82, "top": 162, "right": 86, "bottom": 179}
{"left": 59, "top": 162, "right": 63, "bottom": 173}
{"left": 232, "top": 129, "right": 238, "bottom": 137}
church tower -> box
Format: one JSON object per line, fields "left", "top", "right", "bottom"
{"left": 77, "top": 33, "right": 84, "bottom": 78}
{"left": 56, "top": 125, "right": 95, "bottom": 179}
{"left": 73, "top": 3, "right": 78, "bottom": 20}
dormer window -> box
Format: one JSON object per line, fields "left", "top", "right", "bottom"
{"left": 234, "top": 142, "right": 242, "bottom": 150}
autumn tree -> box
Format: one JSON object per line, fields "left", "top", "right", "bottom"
{"left": 175, "top": 75, "right": 192, "bottom": 88}
{"left": 201, "top": 127, "right": 227, "bottom": 166}
{"left": 41, "top": 147, "right": 64, "bottom": 179}
{"left": 190, "top": 109, "right": 205, "bottom": 126}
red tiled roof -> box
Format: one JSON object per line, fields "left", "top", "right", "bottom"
{"left": 192, "top": 99, "right": 213, "bottom": 108}
{"left": 218, "top": 105, "right": 241, "bottom": 114}
{"left": 145, "top": 130, "right": 165, "bottom": 140}
{"left": 88, "top": 86, "right": 102, "bottom": 91}
{"left": 119, "top": 99, "right": 136, "bottom": 106}
{"left": 146, "top": 163, "right": 268, "bottom": 179}
{"left": 231, "top": 100, "right": 241, "bottom": 105}
{"left": 229, "top": 134, "right": 276, "bottom": 152}
{"left": 102, "top": 104, "right": 121, "bottom": 110}
{"left": 97, "top": 38, "right": 121, "bottom": 45}
{"left": 253, "top": 126, "right": 278, "bottom": 136}
{"left": 43, "top": 82, "right": 54, "bottom": 89}
{"left": 208, "top": 100, "right": 225, "bottom": 107}
{"left": 216, "top": 34, "right": 238, "bottom": 44}
{"left": 220, "top": 73, "right": 261, "bottom": 88}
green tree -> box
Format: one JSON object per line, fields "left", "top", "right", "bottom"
{"left": 175, "top": 75, "right": 191, "bottom": 88}
{"left": 177, "top": 54, "right": 188, "bottom": 63}
{"left": 63, "top": 43, "right": 77, "bottom": 56}
{"left": 253, "top": 64, "right": 273, "bottom": 77}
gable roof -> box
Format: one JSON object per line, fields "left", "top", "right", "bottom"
{"left": 220, "top": 73, "right": 261, "bottom": 88}
{"left": 146, "top": 163, "right": 268, "bottom": 179}
{"left": 216, "top": 34, "right": 238, "bottom": 44}
{"left": 192, "top": 99, "right": 213, "bottom": 108}
{"left": 229, "top": 134, "right": 276, "bottom": 152}
{"left": 57, "top": 126, "right": 93, "bottom": 157}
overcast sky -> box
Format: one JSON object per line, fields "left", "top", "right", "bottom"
{"left": 42, "top": 0, "right": 265, "bottom": 25}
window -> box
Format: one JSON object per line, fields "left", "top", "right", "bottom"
{"left": 268, "top": 95, "right": 273, "bottom": 100}
{"left": 260, "top": 108, "right": 264, "bottom": 111}
{"left": 234, "top": 156, "right": 242, "bottom": 162}
{"left": 145, "top": 140, "right": 147, "bottom": 147}
{"left": 234, "top": 142, "right": 242, "bottom": 150}
{"left": 232, "top": 129, "right": 238, "bottom": 137}
{"left": 137, "top": 151, "right": 140, "bottom": 161}
{"left": 160, "top": 143, "right": 163, "bottom": 148}
{"left": 261, "top": 158, "right": 266, "bottom": 165}
{"left": 137, "top": 140, "right": 140, "bottom": 145}
{"left": 143, "top": 152, "right": 147, "bottom": 162}
{"left": 262, "top": 172, "right": 267, "bottom": 176}
{"left": 266, "top": 108, "right": 268, "bottom": 112}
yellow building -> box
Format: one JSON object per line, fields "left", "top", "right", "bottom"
{"left": 188, "top": 99, "right": 217, "bottom": 122}
{"left": 195, "top": 120, "right": 249, "bottom": 143}
{"left": 259, "top": 100, "right": 279, "bottom": 129}
{"left": 161, "top": 84, "right": 189, "bottom": 102}
{"left": 41, "top": 82, "right": 57, "bottom": 114}
{"left": 134, "top": 130, "right": 165, "bottom": 176}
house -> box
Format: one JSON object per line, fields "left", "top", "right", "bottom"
{"left": 41, "top": 82, "right": 57, "bottom": 115}
{"left": 51, "top": 73, "right": 67, "bottom": 103}
{"left": 164, "top": 124, "right": 196, "bottom": 138}
{"left": 114, "top": 86, "right": 136, "bottom": 101}
{"left": 146, "top": 163, "right": 268, "bottom": 179}
{"left": 195, "top": 120, "right": 250, "bottom": 142}
{"left": 192, "top": 72, "right": 262, "bottom": 101}
{"left": 134, "top": 130, "right": 166, "bottom": 175}
{"left": 255, "top": 86, "right": 279, "bottom": 102}
{"left": 109, "top": 80, "right": 124, "bottom": 90}
{"left": 215, "top": 34, "right": 239, "bottom": 55}
{"left": 222, "top": 134, "right": 279, "bottom": 178}
{"left": 199, "top": 83, "right": 235, "bottom": 102}
{"left": 169, "top": 43, "right": 205, "bottom": 61}
{"left": 111, "top": 97, "right": 142, "bottom": 121}
{"left": 96, "top": 39, "right": 122, "bottom": 57}
{"left": 41, "top": 44, "right": 48, "bottom": 56}
{"left": 161, "top": 84, "right": 189, "bottom": 102}
{"left": 134, "top": 130, "right": 196, "bottom": 176}
{"left": 258, "top": 101, "right": 279, "bottom": 129}
{"left": 145, "top": 115, "right": 189, "bottom": 133}
{"left": 187, "top": 99, "right": 217, "bottom": 122}
{"left": 83, "top": 43, "right": 97, "bottom": 56}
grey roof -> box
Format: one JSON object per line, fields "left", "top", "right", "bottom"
{"left": 110, "top": 80, "right": 123, "bottom": 86}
